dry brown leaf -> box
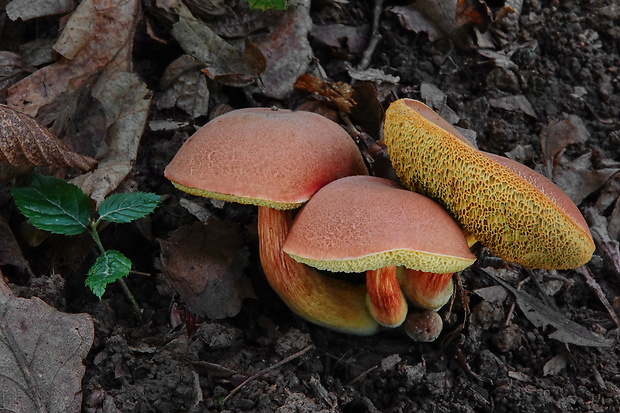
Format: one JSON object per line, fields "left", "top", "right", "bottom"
{"left": 294, "top": 74, "right": 355, "bottom": 113}
{"left": 310, "top": 23, "right": 371, "bottom": 57}
{"left": 0, "top": 214, "right": 33, "bottom": 277}
{"left": 71, "top": 70, "right": 151, "bottom": 205}
{"left": 171, "top": 2, "right": 265, "bottom": 87}
{"left": 251, "top": 0, "right": 312, "bottom": 100}
{"left": 0, "top": 104, "right": 96, "bottom": 171}
{"left": 488, "top": 95, "right": 536, "bottom": 117}
{"left": 542, "top": 353, "right": 568, "bottom": 376}
{"left": 539, "top": 117, "right": 589, "bottom": 178}
{"left": 0, "top": 52, "right": 28, "bottom": 99}
{"left": 484, "top": 269, "right": 614, "bottom": 347}
{"left": 583, "top": 207, "right": 620, "bottom": 277}
{"left": 388, "top": 0, "right": 483, "bottom": 47}
{"left": 159, "top": 220, "right": 252, "bottom": 320}
{"left": 7, "top": 0, "right": 140, "bottom": 119}
{"left": 455, "top": 0, "right": 492, "bottom": 31}
{"left": 0, "top": 278, "right": 94, "bottom": 413}
{"left": 157, "top": 54, "right": 209, "bottom": 119}
{"left": 6, "top": 0, "right": 76, "bottom": 21}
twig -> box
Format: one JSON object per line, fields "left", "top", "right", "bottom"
{"left": 576, "top": 266, "right": 620, "bottom": 329}
{"left": 357, "top": 0, "right": 385, "bottom": 70}
{"left": 346, "top": 365, "right": 378, "bottom": 386}
{"left": 222, "top": 344, "right": 314, "bottom": 404}
{"left": 117, "top": 278, "right": 144, "bottom": 324}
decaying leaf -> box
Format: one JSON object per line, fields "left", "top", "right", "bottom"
{"left": 294, "top": 74, "right": 355, "bottom": 113}
{"left": 484, "top": 269, "right": 614, "bottom": 347}
{"left": 250, "top": 0, "right": 312, "bottom": 100}
{"left": 171, "top": 2, "right": 265, "bottom": 87}
{"left": 388, "top": 0, "right": 488, "bottom": 47}
{"left": 543, "top": 353, "right": 568, "bottom": 376}
{"left": 157, "top": 54, "right": 209, "bottom": 119}
{"left": 7, "top": 0, "right": 140, "bottom": 120}
{"left": 0, "top": 104, "right": 97, "bottom": 171}
{"left": 582, "top": 207, "right": 620, "bottom": 277}
{"left": 0, "top": 278, "right": 94, "bottom": 413}
{"left": 0, "top": 52, "right": 28, "bottom": 98}
{"left": 488, "top": 95, "right": 536, "bottom": 117}
{"left": 204, "top": 0, "right": 283, "bottom": 38}
{"left": 71, "top": 70, "right": 151, "bottom": 205}
{"left": 0, "top": 214, "right": 33, "bottom": 277}
{"left": 310, "top": 23, "right": 371, "bottom": 57}
{"left": 159, "top": 220, "right": 252, "bottom": 320}
{"left": 6, "top": 0, "right": 76, "bottom": 21}
{"left": 539, "top": 117, "right": 589, "bottom": 178}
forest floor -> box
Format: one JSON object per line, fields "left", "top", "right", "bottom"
{"left": 1, "top": 0, "right": 620, "bottom": 412}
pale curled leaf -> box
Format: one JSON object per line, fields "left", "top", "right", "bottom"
{"left": 0, "top": 282, "right": 94, "bottom": 413}
{"left": 0, "top": 105, "right": 96, "bottom": 171}
{"left": 85, "top": 250, "right": 132, "bottom": 299}
{"left": 73, "top": 70, "right": 151, "bottom": 205}
{"left": 484, "top": 270, "right": 614, "bottom": 347}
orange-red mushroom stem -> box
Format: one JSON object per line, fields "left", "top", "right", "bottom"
{"left": 366, "top": 266, "right": 408, "bottom": 327}
{"left": 398, "top": 269, "right": 454, "bottom": 311}
{"left": 258, "top": 206, "right": 379, "bottom": 335}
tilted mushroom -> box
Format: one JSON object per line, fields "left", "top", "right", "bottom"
{"left": 282, "top": 176, "right": 476, "bottom": 328}
{"left": 383, "top": 99, "right": 595, "bottom": 270}
{"left": 165, "top": 107, "right": 378, "bottom": 335}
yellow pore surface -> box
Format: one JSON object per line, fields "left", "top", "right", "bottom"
{"left": 383, "top": 99, "right": 595, "bottom": 270}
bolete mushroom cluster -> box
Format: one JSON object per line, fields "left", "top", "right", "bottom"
{"left": 164, "top": 100, "right": 595, "bottom": 341}
{"left": 165, "top": 107, "right": 378, "bottom": 335}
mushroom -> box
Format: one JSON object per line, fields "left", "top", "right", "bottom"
{"left": 165, "top": 107, "right": 378, "bottom": 335}
{"left": 383, "top": 99, "right": 595, "bottom": 270}
{"left": 282, "top": 175, "right": 476, "bottom": 328}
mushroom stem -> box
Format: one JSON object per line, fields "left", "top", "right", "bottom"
{"left": 397, "top": 268, "right": 454, "bottom": 311}
{"left": 365, "top": 265, "right": 408, "bottom": 327}
{"left": 258, "top": 206, "right": 379, "bottom": 335}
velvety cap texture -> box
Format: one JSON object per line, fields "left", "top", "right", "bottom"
{"left": 165, "top": 108, "right": 368, "bottom": 209}
{"left": 283, "top": 176, "right": 476, "bottom": 273}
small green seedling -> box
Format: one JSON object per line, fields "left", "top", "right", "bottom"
{"left": 12, "top": 173, "right": 161, "bottom": 300}
{"left": 242, "top": 0, "right": 287, "bottom": 11}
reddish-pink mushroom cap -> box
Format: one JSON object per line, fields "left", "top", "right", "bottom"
{"left": 165, "top": 107, "right": 368, "bottom": 209}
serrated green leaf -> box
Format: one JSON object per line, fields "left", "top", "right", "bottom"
{"left": 85, "top": 250, "right": 132, "bottom": 299}
{"left": 98, "top": 192, "right": 161, "bottom": 224}
{"left": 11, "top": 173, "right": 91, "bottom": 235}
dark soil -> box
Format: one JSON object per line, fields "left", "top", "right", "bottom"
{"left": 4, "top": 0, "right": 620, "bottom": 412}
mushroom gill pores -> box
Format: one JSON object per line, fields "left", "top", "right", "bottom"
{"left": 383, "top": 99, "right": 594, "bottom": 270}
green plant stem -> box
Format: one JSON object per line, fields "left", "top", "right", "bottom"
{"left": 117, "top": 277, "right": 144, "bottom": 324}
{"left": 90, "top": 220, "right": 144, "bottom": 324}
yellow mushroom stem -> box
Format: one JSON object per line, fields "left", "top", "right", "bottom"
{"left": 397, "top": 268, "right": 454, "bottom": 311}
{"left": 365, "top": 265, "right": 408, "bottom": 327}
{"left": 257, "top": 206, "right": 379, "bottom": 335}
